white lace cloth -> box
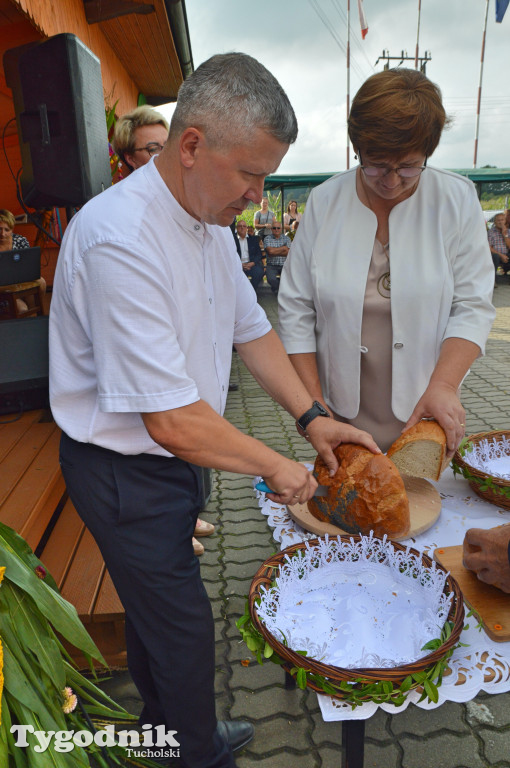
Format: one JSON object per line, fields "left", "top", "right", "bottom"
{"left": 255, "top": 466, "right": 510, "bottom": 721}
{"left": 462, "top": 434, "right": 510, "bottom": 479}
{"left": 256, "top": 535, "right": 452, "bottom": 669}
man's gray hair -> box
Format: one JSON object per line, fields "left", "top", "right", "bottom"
{"left": 170, "top": 53, "right": 298, "bottom": 147}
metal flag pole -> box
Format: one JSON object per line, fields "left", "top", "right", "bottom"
{"left": 414, "top": 0, "right": 422, "bottom": 69}
{"left": 474, "top": 0, "right": 489, "bottom": 168}
{"left": 346, "top": 0, "right": 350, "bottom": 170}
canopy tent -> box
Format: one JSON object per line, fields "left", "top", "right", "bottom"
{"left": 265, "top": 168, "right": 510, "bottom": 222}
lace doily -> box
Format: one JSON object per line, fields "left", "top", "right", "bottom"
{"left": 462, "top": 434, "right": 510, "bottom": 479}
{"left": 256, "top": 535, "right": 451, "bottom": 669}
{"left": 254, "top": 467, "right": 510, "bottom": 720}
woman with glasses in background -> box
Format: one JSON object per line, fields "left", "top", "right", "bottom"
{"left": 278, "top": 68, "right": 495, "bottom": 455}
{"left": 112, "top": 105, "right": 169, "bottom": 175}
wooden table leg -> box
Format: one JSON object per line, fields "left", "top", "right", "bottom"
{"left": 342, "top": 720, "right": 365, "bottom": 768}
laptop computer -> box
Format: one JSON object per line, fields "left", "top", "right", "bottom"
{"left": 0, "top": 246, "right": 41, "bottom": 285}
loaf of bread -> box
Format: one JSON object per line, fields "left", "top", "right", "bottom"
{"left": 386, "top": 420, "right": 448, "bottom": 482}
{"left": 307, "top": 444, "right": 410, "bottom": 539}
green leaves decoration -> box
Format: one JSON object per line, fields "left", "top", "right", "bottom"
{"left": 237, "top": 596, "right": 461, "bottom": 709}
{"left": 0, "top": 522, "right": 164, "bottom": 767}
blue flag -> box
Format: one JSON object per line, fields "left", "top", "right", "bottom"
{"left": 496, "top": 0, "right": 510, "bottom": 22}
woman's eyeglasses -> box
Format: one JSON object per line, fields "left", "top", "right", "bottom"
{"left": 132, "top": 143, "right": 165, "bottom": 156}
{"left": 359, "top": 152, "right": 427, "bottom": 179}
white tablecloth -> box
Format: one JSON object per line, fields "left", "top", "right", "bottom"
{"left": 255, "top": 467, "right": 510, "bottom": 721}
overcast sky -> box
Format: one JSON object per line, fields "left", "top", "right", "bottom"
{"left": 159, "top": 0, "right": 509, "bottom": 174}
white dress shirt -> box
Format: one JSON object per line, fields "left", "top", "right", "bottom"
{"left": 50, "top": 159, "right": 271, "bottom": 455}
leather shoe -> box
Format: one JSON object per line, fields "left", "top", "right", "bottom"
{"left": 194, "top": 518, "right": 215, "bottom": 537}
{"left": 217, "top": 720, "right": 254, "bottom": 752}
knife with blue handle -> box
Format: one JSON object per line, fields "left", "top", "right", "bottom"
{"left": 255, "top": 480, "right": 328, "bottom": 497}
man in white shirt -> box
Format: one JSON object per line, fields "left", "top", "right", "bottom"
{"left": 233, "top": 219, "right": 264, "bottom": 290}
{"left": 50, "top": 52, "right": 377, "bottom": 768}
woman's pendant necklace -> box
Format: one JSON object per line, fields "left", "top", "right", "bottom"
{"left": 360, "top": 173, "right": 391, "bottom": 299}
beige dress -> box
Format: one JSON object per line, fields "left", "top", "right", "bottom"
{"left": 337, "top": 239, "right": 406, "bottom": 451}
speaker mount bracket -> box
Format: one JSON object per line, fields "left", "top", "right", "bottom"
{"left": 84, "top": 0, "right": 155, "bottom": 23}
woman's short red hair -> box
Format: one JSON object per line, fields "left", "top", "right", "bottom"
{"left": 348, "top": 68, "right": 450, "bottom": 161}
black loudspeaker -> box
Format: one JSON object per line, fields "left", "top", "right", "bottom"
{"left": 0, "top": 316, "right": 49, "bottom": 415}
{"left": 4, "top": 33, "right": 112, "bottom": 209}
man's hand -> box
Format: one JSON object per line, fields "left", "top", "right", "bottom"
{"left": 463, "top": 525, "right": 510, "bottom": 593}
{"left": 263, "top": 457, "right": 318, "bottom": 505}
{"left": 404, "top": 382, "right": 465, "bottom": 458}
{"left": 305, "top": 419, "right": 380, "bottom": 475}
{"left": 242, "top": 261, "right": 255, "bottom": 270}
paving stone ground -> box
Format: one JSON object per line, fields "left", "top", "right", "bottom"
{"left": 101, "top": 278, "right": 510, "bottom": 768}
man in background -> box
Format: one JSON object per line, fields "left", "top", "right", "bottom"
{"left": 233, "top": 218, "right": 264, "bottom": 291}
{"left": 488, "top": 212, "right": 510, "bottom": 279}
{"left": 264, "top": 220, "right": 291, "bottom": 294}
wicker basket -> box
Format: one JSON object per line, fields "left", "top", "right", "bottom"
{"left": 452, "top": 430, "right": 510, "bottom": 510}
{"left": 248, "top": 536, "right": 464, "bottom": 702}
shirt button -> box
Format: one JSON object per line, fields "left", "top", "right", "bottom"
{"left": 360, "top": 345, "right": 368, "bottom": 353}
{"left": 194, "top": 224, "right": 200, "bottom": 231}
{"left": 209, "top": 298, "right": 212, "bottom": 304}
{"left": 394, "top": 342, "right": 404, "bottom": 349}
{"left": 222, "top": 385, "right": 225, "bottom": 391}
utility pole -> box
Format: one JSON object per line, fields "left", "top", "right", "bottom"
{"left": 375, "top": 50, "right": 431, "bottom": 73}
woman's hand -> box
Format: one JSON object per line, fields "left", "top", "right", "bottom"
{"left": 404, "top": 382, "right": 465, "bottom": 458}
{"left": 463, "top": 525, "right": 510, "bottom": 593}
{"left": 305, "top": 419, "right": 380, "bottom": 475}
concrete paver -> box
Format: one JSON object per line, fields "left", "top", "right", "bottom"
{"left": 101, "top": 282, "right": 510, "bottom": 767}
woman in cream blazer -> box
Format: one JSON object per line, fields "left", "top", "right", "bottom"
{"left": 279, "top": 69, "right": 495, "bottom": 454}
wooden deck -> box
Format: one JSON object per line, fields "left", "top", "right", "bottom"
{"left": 0, "top": 409, "right": 126, "bottom": 667}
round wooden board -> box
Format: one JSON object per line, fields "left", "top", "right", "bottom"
{"left": 288, "top": 476, "right": 441, "bottom": 541}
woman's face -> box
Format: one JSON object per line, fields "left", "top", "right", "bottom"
{"left": 359, "top": 150, "right": 426, "bottom": 202}
{"left": 290, "top": 201, "right": 297, "bottom": 213}
{"left": 260, "top": 197, "right": 268, "bottom": 210}
{"left": 0, "top": 221, "right": 13, "bottom": 243}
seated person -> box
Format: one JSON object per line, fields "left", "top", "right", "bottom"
{"left": 263, "top": 221, "right": 291, "bottom": 295}
{"left": 233, "top": 220, "right": 264, "bottom": 291}
{"left": 488, "top": 213, "right": 510, "bottom": 277}
{"left": 463, "top": 524, "right": 510, "bottom": 593}
{"left": 112, "top": 105, "right": 169, "bottom": 175}
{"left": 0, "top": 209, "right": 46, "bottom": 313}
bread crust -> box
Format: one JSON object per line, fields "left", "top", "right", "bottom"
{"left": 307, "top": 444, "right": 410, "bottom": 538}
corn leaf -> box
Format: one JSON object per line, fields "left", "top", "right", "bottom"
{"left": 0, "top": 539, "right": 105, "bottom": 665}
{"left": 0, "top": 524, "right": 58, "bottom": 593}
{"left": 7, "top": 583, "right": 65, "bottom": 692}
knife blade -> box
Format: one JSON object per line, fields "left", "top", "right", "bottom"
{"left": 255, "top": 480, "right": 329, "bottom": 497}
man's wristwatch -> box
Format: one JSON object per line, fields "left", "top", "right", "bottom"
{"left": 296, "top": 401, "right": 330, "bottom": 437}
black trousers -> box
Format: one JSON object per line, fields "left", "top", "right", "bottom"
{"left": 59, "top": 433, "right": 234, "bottom": 768}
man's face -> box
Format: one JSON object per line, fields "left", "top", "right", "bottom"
{"left": 181, "top": 128, "right": 288, "bottom": 227}
{"left": 236, "top": 221, "right": 248, "bottom": 238}
{"left": 495, "top": 214, "right": 505, "bottom": 230}
{"left": 271, "top": 222, "right": 283, "bottom": 237}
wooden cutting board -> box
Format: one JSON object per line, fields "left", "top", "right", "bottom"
{"left": 434, "top": 545, "right": 510, "bottom": 642}
{"left": 288, "top": 475, "right": 441, "bottom": 542}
